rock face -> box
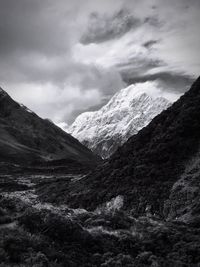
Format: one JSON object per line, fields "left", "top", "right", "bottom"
{"left": 61, "top": 77, "right": 200, "bottom": 221}
{"left": 68, "top": 82, "right": 171, "bottom": 158}
{"left": 0, "top": 87, "right": 99, "bottom": 167}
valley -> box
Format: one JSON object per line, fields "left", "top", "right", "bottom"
{"left": 0, "top": 78, "right": 200, "bottom": 266}
{"left": 0, "top": 171, "right": 199, "bottom": 266}
{"left": 1, "top": 0, "right": 200, "bottom": 265}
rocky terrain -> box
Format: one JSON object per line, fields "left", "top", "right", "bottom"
{"left": 68, "top": 82, "right": 171, "bottom": 158}
{"left": 0, "top": 172, "right": 199, "bottom": 266}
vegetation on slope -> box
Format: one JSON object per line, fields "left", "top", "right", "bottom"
{"left": 40, "top": 77, "right": 200, "bottom": 216}
{"left": 0, "top": 194, "right": 200, "bottom": 267}
{"left": 0, "top": 87, "right": 99, "bottom": 167}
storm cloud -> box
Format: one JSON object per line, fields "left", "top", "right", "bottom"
{"left": 0, "top": 0, "right": 199, "bottom": 125}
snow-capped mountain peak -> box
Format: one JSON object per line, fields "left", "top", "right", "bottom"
{"left": 68, "top": 82, "right": 173, "bottom": 158}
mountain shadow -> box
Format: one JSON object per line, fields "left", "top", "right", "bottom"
{"left": 0, "top": 87, "right": 100, "bottom": 173}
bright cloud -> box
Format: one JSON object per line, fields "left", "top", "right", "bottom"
{"left": 0, "top": 0, "right": 199, "bottom": 126}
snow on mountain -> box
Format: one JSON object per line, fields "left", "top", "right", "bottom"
{"left": 68, "top": 81, "right": 173, "bottom": 159}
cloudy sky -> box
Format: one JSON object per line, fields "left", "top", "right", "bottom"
{"left": 0, "top": 0, "right": 199, "bottom": 127}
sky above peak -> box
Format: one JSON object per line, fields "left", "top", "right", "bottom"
{"left": 0, "top": 0, "right": 199, "bottom": 125}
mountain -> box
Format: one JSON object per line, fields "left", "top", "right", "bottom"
{"left": 53, "top": 77, "right": 200, "bottom": 222}
{"left": 68, "top": 82, "right": 171, "bottom": 158}
{"left": 1, "top": 82, "right": 200, "bottom": 267}
{"left": 0, "top": 87, "right": 99, "bottom": 169}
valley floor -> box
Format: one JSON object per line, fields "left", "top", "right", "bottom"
{"left": 0, "top": 172, "right": 200, "bottom": 266}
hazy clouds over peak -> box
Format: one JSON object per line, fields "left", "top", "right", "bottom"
{"left": 0, "top": 0, "right": 199, "bottom": 125}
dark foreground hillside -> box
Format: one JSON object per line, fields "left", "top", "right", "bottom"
{"left": 75, "top": 76, "right": 200, "bottom": 215}
{"left": 39, "top": 77, "right": 200, "bottom": 220}
{"left": 0, "top": 87, "right": 100, "bottom": 170}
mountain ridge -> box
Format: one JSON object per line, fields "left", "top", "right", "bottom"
{"left": 68, "top": 82, "right": 172, "bottom": 158}
{"left": 0, "top": 86, "right": 99, "bottom": 169}
{"left": 47, "top": 77, "right": 200, "bottom": 221}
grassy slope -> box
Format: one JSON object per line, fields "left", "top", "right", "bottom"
{"left": 0, "top": 88, "right": 100, "bottom": 167}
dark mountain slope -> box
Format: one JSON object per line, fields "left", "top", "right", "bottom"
{"left": 0, "top": 87, "right": 99, "bottom": 168}
{"left": 54, "top": 77, "right": 200, "bottom": 216}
